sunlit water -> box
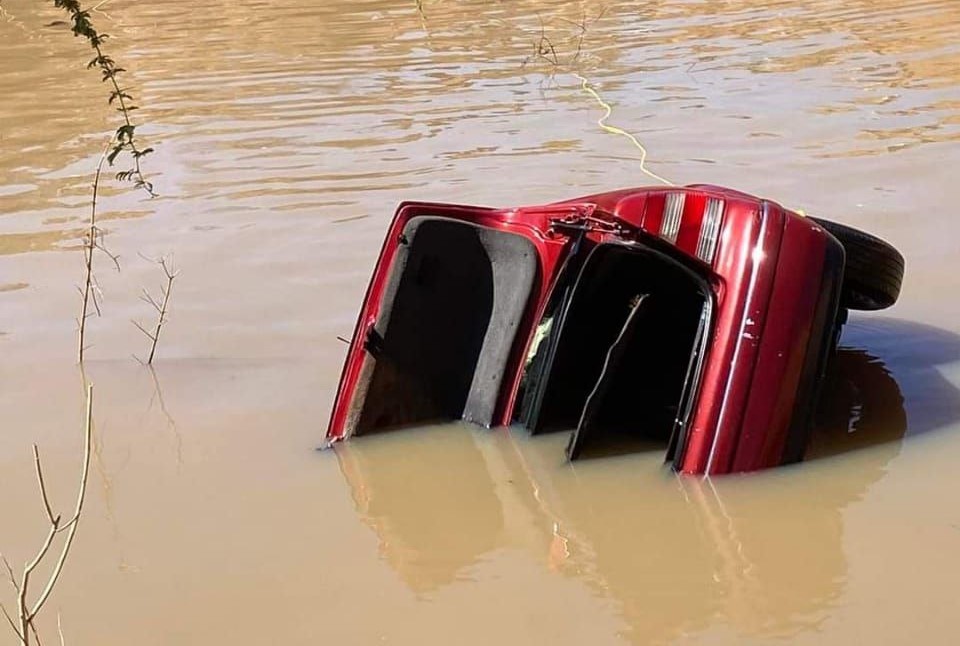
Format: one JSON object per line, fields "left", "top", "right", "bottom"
{"left": 2, "top": 0, "right": 960, "bottom": 643}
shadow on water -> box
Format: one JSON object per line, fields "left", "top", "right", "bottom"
{"left": 808, "top": 316, "right": 960, "bottom": 460}
{"left": 332, "top": 316, "right": 960, "bottom": 643}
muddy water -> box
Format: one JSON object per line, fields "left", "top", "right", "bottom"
{"left": 2, "top": 0, "right": 960, "bottom": 643}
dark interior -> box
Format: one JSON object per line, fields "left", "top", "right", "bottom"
{"left": 526, "top": 243, "right": 708, "bottom": 458}
{"left": 348, "top": 216, "right": 537, "bottom": 436}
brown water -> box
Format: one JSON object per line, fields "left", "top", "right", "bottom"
{"left": 2, "top": 0, "right": 960, "bottom": 643}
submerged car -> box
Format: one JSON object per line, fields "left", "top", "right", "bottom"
{"left": 325, "top": 184, "right": 904, "bottom": 475}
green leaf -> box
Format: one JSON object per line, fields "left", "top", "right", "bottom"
{"left": 115, "top": 125, "right": 135, "bottom": 142}
{"left": 109, "top": 91, "right": 134, "bottom": 105}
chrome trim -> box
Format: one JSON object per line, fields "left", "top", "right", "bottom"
{"left": 696, "top": 198, "right": 724, "bottom": 262}
{"left": 660, "top": 192, "right": 685, "bottom": 243}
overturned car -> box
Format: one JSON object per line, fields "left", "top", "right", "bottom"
{"left": 325, "top": 184, "right": 904, "bottom": 475}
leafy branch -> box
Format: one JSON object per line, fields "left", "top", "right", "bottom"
{"left": 49, "top": 1, "right": 158, "bottom": 361}
{"left": 52, "top": 0, "right": 155, "bottom": 195}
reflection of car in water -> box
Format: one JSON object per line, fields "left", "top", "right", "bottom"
{"left": 337, "top": 427, "right": 506, "bottom": 594}
{"left": 334, "top": 320, "right": 960, "bottom": 642}
{"left": 327, "top": 185, "right": 904, "bottom": 474}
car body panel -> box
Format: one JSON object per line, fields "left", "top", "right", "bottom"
{"left": 325, "top": 185, "right": 845, "bottom": 475}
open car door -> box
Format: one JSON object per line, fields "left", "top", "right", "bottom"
{"left": 325, "top": 200, "right": 589, "bottom": 442}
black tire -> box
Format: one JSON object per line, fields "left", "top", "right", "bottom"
{"left": 810, "top": 217, "right": 904, "bottom": 311}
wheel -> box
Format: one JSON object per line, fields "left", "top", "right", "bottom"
{"left": 810, "top": 217, "right": 904, "bottom": 311}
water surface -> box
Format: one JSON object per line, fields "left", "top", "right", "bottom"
{"left": 2, "top": 0, "right": 960, "bottom": 643}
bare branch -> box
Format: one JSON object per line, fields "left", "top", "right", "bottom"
{"left": 32, "top": 447, "right": 57, "bottom": 525}
{"left": 135, "top": 256, "right": 178, "bottom": 364}
{"left": 53, "top": 517, "right": 78, "bottom": 536}
{"left": 159, "top": 257, "right": 179, "bottom": 281}
{"left": 29, "top": 385, "right": 94, "bottom": 621}
{"left": 1, "top": 554, "right": 18, "bottom": 592}
{"left": 93, "top": 241, "right": 120, "bottom": 273}
{"left": 78, "top": 138, "right": 114, "bottom": 364}
{"left": 0, "top": 602, "right": 21, "bottom": 640}
{"left": 131, "top": 320, "right": 156, "bottom": 341}
{"left": 139, "top": 289, "right": 161, "bottom": 312}
{"left": 89, "top": 287, "right": 102, "bottom": 318}
{"left": 22, "top": 522, "right": 59, "bottom": 594}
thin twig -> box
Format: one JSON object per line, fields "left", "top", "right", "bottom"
{"left": 1, "top": 554, "right": 18, "bottom": 592}
{"left": 93, "top": 237, "right": 120, "bottom": 272}
{"left": 139, "top": 288, "right": 161, "bottom": 312}
{"left": 519, "top": 6, "right": 671, "bottom": 187}
{"left": 32, "top": 447, "right": 58, "bottom": 525}
{"left": 2, "top": 387, "right": 91, "bottom": 644}
{"left": 0, "top": 603, "right": 21, "bottom": 641}
{"left": 22, "top": 520, "right": 61, "bottom": 587}
{"left": 29, "top": 385, "right": 94, "bottom": 622}
{"left": 133, "top": 256, "right": 178, "bottom": 364}
{"left": 77, "top": 138, "right": 113, "bottom": 364}
{"left": 131, "top": 320, "right": 155, "bottom": 341}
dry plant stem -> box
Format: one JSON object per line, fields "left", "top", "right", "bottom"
{"left": 414, "top": 0, "right": 427, "bottom": 31}
{"left": 520, "top": 8, "right": 671, "bottom": 187}
{"left": 2, "top": 386, "right": 93, "bottom": 646}
{"left": 77, "top": 139, "right": 113, "bottom": 364}
{"left": 148, "top": 264, "right": 174, "bottom": 363}
{"left": 1, "top": 604, "right": 18, "bottom": 641}
{"left": 133, "top": 258, "right": 177, "bottom": 364}
{"left": 2, "top": 555, "right": 17, "bottom": 591}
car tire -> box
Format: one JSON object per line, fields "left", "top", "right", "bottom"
{"left": 810, "top": 217, "right": 904, "bottom": 311}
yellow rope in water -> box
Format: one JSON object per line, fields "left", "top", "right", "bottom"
{"left": 573, "top": 73, "right": 674, "bottom": 187}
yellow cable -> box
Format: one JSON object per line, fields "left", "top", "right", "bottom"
{"left": 573, "top": 73, "right": 674, "bottom": 187}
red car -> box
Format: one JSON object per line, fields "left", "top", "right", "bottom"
{"left": 325, "top": 184, "right": 904, "bottom": 475}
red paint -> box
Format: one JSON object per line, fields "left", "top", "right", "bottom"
{"left": 326, "top": 185, "right": 846, "bottom": 475}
